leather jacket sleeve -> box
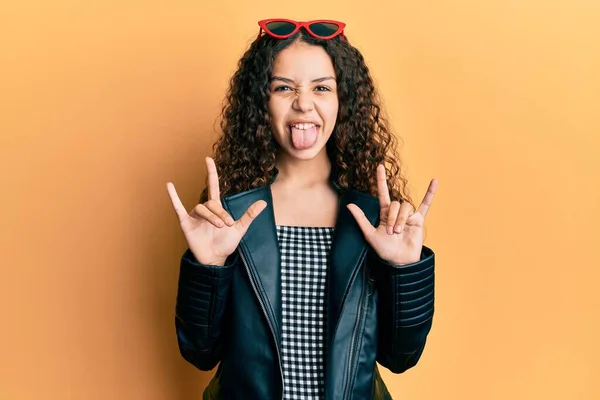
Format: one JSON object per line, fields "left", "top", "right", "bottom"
{"left": 175, "top": 248, "right": 237, "bottom": 371}
{"left": 371, "top": 245, "right": 435, "bottom": 374}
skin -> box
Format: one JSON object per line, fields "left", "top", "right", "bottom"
{"left": 267, "top": 40, "right": 340, "bottom": 227}
{"left": 267, "top": 40, "right": 339, "bottom": 182}
{"left": 166, "top": 40, "right": 438, "bottom": 266}
{"left": 347, "top": 164, "right": 438, "bottom": 265}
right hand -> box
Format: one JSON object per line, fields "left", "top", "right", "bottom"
{"left": 166, "top": 157, "right": 267, "bottom": 266}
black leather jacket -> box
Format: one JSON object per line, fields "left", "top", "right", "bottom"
{"left": 175, "top": 173, "right": 435, "bottom": 399}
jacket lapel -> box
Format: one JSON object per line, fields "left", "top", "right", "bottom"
{"left": 222, "top": 187, "right": 282, "bottom": 345}
{"left": 327, "top": 190, "right": 380, "bottom": 345}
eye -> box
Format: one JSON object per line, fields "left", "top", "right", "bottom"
{"left": 274, "top": 85, "right": 293, "bottom": 92}
{"left": 315, "top": 85, "right": 332, "bottom": 92}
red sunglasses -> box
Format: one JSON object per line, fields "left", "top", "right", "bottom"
{"left": 257, "top": 19, "right": 346, "bottom": 40}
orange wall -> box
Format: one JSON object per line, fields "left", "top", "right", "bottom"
{"left": 1, "top": 1, "right": 599, "bottom": 399}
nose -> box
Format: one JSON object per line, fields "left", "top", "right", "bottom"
{"left": 292, "top": 91, "right": 314, "bottom": 112}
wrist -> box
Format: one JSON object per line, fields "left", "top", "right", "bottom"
{"left": 380, "top": 256, "right": 420, "bottom": 266}
{"left": 200, "top": 257, "right": 228, "bottom": 267}
{"left": 190, "top": 250, "right": 228, "bottom": 267}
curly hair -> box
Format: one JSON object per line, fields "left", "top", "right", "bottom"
{"left": 200, "top": 30, "right": 414, "bottom": 208}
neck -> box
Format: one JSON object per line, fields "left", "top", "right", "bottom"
{"left": 274, "top": 148, "right": 332, "bottom": 189}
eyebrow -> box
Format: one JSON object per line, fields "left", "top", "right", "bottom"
{"left": 270, "top": 76, "right": 336, "bottom": 84}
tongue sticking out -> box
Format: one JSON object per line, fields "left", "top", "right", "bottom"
{"left": 291, "top": 126, "right": 318, "bottom": 150}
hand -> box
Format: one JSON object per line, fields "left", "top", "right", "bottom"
{"left": 166, "top": 157, "right": 267, "bottom": 266}
{"left": 347, "top": 164, "right": 438, "bottom": 265}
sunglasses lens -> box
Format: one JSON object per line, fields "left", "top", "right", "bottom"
{"left": 265, "top": 21, "right": 297, "bottom": 36}
{"left": 308, "top": 22, "right": 340, "bottom": 37}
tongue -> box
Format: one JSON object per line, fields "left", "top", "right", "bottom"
{"left": 291, "top": 126, "right": 318, "bottom": 150}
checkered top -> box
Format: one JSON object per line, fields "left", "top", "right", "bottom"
{"left": 276, "top": 225, "right": 334, "bottom": 400}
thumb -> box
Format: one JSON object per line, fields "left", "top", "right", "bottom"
{"left": 347, "top": 203, "right": 376, "bottom": 239}
{"left": 235, "top": 200, "right": 268, "bottom": 235}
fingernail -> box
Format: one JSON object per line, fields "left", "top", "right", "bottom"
{"left": 227, "top": 218, "right": 234, "bottom": 225}
{"left": 395, "top": 225, "right": 402, "bottom": 233}
{"left": 387, "top": 226, "right": 393, "bottom": 235}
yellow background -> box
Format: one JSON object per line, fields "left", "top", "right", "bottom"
{"left": 1, "top": 0, "right": 598, "bottom": 399}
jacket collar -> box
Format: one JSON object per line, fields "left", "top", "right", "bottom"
{"left": 221, "top": 169, "right": 380, "bottom": 349}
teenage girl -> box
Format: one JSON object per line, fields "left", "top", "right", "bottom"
{"left": 167, "top": 19, "right": 438, "bottom": 400}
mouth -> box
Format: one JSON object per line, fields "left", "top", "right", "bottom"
{"left": 288, "top": 122, "right": 321, "bottom": 150}
{"left": 288, "top": 122, "right": 320, "bottom": 131}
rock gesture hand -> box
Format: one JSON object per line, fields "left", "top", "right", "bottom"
{"left": 166, "top": 157, "right": 267, "bottom": 266}
{"left": 347, "top": 165, "right": 438, "bottom": 265}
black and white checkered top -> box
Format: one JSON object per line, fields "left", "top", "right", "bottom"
{"left": 276, "top": 225, "right": 334, "bottom": 400}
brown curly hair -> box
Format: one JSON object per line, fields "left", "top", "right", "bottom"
{"left": 200, "top": 30, "right": 414, "bottom": 208}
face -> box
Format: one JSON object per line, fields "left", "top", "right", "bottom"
{"left": 267, "top": 41, "right": 339, "bottom": 161}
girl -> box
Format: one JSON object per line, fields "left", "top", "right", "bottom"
{"left": 167, "top": 19, "right": 438, "bottom": 400}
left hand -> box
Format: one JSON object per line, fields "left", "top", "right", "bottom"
{"left": 347, "top": 164, "right": 438, "bottom": 265}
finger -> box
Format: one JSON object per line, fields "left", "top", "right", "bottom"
{"left": 347, "top": 203, "right": 377, "bottom": 240}
{"left": 206, "top": 157, "right": 221, "bottom": 201}
{"left": 394, "top": 201, "right": 414, "bottom": 233}
{"left": 236, "top": 200, "right": 268, "bottom": 234}
{"left": 190, "top": 203, "right": 225, "bottom": 228}
{"left": 166, "top": 182, "right": 189, "bottom": 223}
{"left": 376, "top": 164, "right": 391, "bottom": 207}
{"left": 416, "top": 179, "right": 438, "bottom": 217}
{"left": 386, "top": 201, "right": 400, "bottom": 234}
{"left": 204, "top": 199, "right": 235, "bottom": 226}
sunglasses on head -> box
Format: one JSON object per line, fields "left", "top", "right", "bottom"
{"left": 258, "top": 19, "right": 346, "bottom": 40}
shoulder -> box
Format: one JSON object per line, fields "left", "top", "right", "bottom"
{"left": 342, "top": 188, "right": 380, "bottom": 208}
{"left": 222, "top": 186, "right": 269, "bottom": 202}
